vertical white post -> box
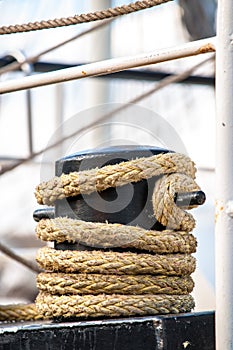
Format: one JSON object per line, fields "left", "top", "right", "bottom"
{"left": 215, "top": 0, "right": 233, "bottom": 349}
{"left": 54, "top": 83, "right": 64, "bottom": 158}
{"left": 88, "top": 0, "right": 111, "bottom": 147}
{"left": 88, "top": 0, "right": 111, "bottom": 107}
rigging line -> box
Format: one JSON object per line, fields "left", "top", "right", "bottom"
{"left": 0, "top": 0, "right": 173, "bottom": 35}
{"left": 0, "top": 55, "right": 213, "bottom": 177}
{"left": 0, "top": 20, "right": 113, "bottom": 76}
{"left": 0, "top": 241, "right": 41, "bottom": 273}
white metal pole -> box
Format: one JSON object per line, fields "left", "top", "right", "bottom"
{"left": 54, "top": 83, "right": 64, "bottom": 158}
{"left": 215, "top": 0, "right": 233, "bottom": 349}
{"left": 88, "top": 0, "right": 111, "bottom": 106}
{"left": 88, "top": 0, "right": 111, "bottom": 147}
{"left": 0, "top": 37, "right": 215, "bottom": 94}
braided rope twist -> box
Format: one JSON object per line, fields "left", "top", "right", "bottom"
{"left": 36, "top": 292, "right": 195, "bottom": 318}
{"left": 34, "top": 152, "right": 199, "bottom": 319}
{"left": 152, "top": 173, "right": 200, "bottom": 231}
{"left": 0, "top": 0, "right": 172, "bottom": 35}
{"left": 36, "top": 217, "right": 197, "bottom": 253}
{"left": 0, "top": 304, "right": 43, "bottom": 322}
{"left": 37, "top": 273, "right": 194, "bottom": 295}
{"left": 1, "top": 152, "right": 201, "bottom": 321}
{"left": 36, "top": 247, "right": 196, "bottom": 276}
{"left": 35, "top": 153, "right": 196, "bottom": 205}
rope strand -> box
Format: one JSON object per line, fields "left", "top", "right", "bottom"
{"left": 37, "top": 273, "right": 194, "bottom": 295}
{"left": 36, "top": 217, "right": 197, "bottom": 253}
{"left": 34, "top": 152, "right": 200, "bottom": 319}
{"left": 36, "top": 247, "right": 196, "bottom": 276}
{"left": 35, "top": 153, "right": 196, "bottom": 205}
{"left": 0, "top": 0, "right": 173, "bottom": 35}
{"left": 1, "top": 152, "right": 201, "bottom": 321}
{"left": 0, "top": 304, "right": 43, "bottom": 322}
{"left": 36, "top": 293, "right": 195, "bottom": 319}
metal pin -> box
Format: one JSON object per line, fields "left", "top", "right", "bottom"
{"left": 174, "top": 190, "right": 206, "bottom": 208}
{"left": 33, "top": 207, "right": 55, "bottom": 222}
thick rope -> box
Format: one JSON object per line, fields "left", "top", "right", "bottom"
{"left": 37, "top": 273, "right": 194, "bottom": 295}
{"left": 0, "top": 0, "right": 172, "bottom": 35}
{"left": 36, "top": 293, "right": 195, "bottom": 318}
{"left": 152, "top": 173, "right": 200, "bottom": 231}
{"left": 34, "top": 152, "right": 199, "bottom": 319}
{"left": 35, "top": 153, "right": 198, "bottom": 233}
{"left": 0, "top": 304, "right": 43, "bottom": 322}
{"left": 35, "top": 153, "right": 196, "bottom": 205}
{"left": 36, "top": 247, "right": 196, "bottom": 276}
{"left": 36, "top": 217, "right": 197, "bottom": 253}
{"left": 1, "top": 152, "right": 201, "bottom": 321}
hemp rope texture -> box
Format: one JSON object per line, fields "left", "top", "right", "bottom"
{"left": 35, "top": 152, "right": 196, "bottom": 205}
{"left": 36, "top": 217, "right": 197, "bottom": 253}
{"left": 35, "top": 152, "right": 198, "bottom": 232}
{"left": 0, "top": 0, "right": 172, "bottom": 35}
{"left": 37, "top": 273, "right": 194, "bottom": 295}
{"left": 0, "top": 152, "right": 199, "bottom": 321}
{"left": 0, "top": 304, "right": 43, "bottom": 322}
{"left": 34, "top": 152, "right": 199, "bottom": 318}
{"left": 152, "top": 173, "right": 199, "bottom": 231}
{"left": 36, "top": 293, "right": 195, "bottom": 318}
{"left": 36, "top": 247, "right": 196, "bottom": 276}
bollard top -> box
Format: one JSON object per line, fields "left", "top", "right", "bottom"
{"left": 55, "top": 145, "right": 170, "bottom": 176}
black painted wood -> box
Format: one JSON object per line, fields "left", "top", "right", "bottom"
{"left": 0, "top": 312, "right": 215, "bottom": 350}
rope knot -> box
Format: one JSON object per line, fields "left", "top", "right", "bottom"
{"left": 152, "top": 173, "right": 200, "bottom": 231}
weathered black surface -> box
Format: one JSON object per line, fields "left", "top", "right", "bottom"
{"left": 33, "top": 145, "right": 206, "bottom": 251}
{"left": 0, "top": 312, "right": 215, "bottom": 350}
{"left": 55, "top": 145, "right": 169, "bottom": 232}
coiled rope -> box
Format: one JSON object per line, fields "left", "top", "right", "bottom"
{"left": 34, "top": 151, "right": 199, "bottom": 320}
{"left": 0, "top": 304, "right": 41, "bottom": 322}
{"left": 0, "top": 151, "right": 200, "bottom": 321}
{"left": 0, "top": 0, "right": 172, "bottom": 35}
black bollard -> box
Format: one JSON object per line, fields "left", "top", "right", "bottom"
{"left": 33, "top": 145, "right": 205, "bottom": 252}
{"left": 26, "top": 146, "right": 214, "bottom": 350}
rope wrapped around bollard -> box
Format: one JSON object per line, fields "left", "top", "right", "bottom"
{"left": 34, "top": 152, "right": 200, "bottom": 319}
{"left": 0, "top": 151, "right": 203, "bottom": 321}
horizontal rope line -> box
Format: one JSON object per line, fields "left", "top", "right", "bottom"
{"left": 37, "top": 273, "right": 194, "bottom": 295}
{"left": 35, "top": 152, "right": 196, "bottom": 205}
{"left": 36, "top": 247, "right": 196, "bottom": 276}
{"left": 37, "top": 217, "right": 197, "bottom": 253}
{"left": 0, "top": 304, "right": 43, "bottom": 322}
{"left": 0, "top": 0, "right": 172, "bottom": 35}
{"left": 36, "top": 292, "right": 195, "bottom": 318}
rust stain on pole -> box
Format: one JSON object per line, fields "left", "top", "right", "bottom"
{"left": 215, "top": 200, "right": 224, "bottom": 224}
{"left": 198, "top": 43, "right": 215, "bottom": 54}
